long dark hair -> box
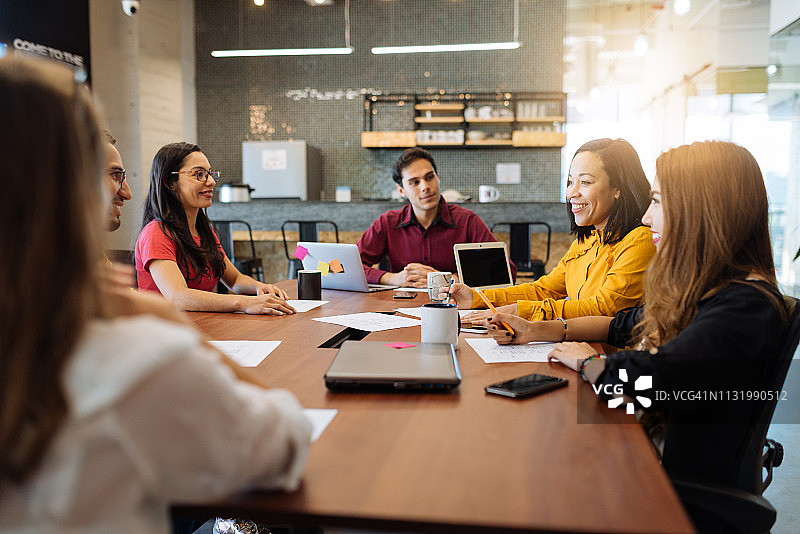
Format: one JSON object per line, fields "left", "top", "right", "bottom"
{"left": 0, "top": 56, "right": 105, "bottom": 483}
{"left": 568, "top": 138, "right": 651, "bottom": 244}
{"left": 141, "top": 142, "right": 225, "bottom": 281}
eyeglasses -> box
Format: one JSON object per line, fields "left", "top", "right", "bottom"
{"left": 106, "top": 168, "right": 127, "bottom": 189}
{"left": 171, "top": 169, "right": 221, "bottom": 182}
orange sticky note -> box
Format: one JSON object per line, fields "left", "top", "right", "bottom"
{"left": 329, "top": 259, "right": 344, "bottom": 273}
{"left": 317, "top": 261, "right": 330, "bottom": 276}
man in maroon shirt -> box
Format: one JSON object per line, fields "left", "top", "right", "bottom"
{"left": 357, "top": 148, "right": 515, "bottom": 288}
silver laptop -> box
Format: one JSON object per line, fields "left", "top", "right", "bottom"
{"left": 297, "top": 242, "right": 397, "bottom": 292}
{"left": 453, "top": 242, "right": 514, "bottom": 289}
{"left": 324, "top": 341, "right": 461, "bottom": 392}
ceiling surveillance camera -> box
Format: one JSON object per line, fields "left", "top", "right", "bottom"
{"left": 121, "top": 0, "right": 140, "bottom": 16}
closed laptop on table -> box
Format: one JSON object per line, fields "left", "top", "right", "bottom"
{"left": 325, "top": 341, "right": 461, "bottom": 391}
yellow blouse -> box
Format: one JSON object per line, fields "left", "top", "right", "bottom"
{"left": 473, "top": 225, "right": 655, "bottom": 321}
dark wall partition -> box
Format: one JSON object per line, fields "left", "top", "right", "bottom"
{"left": 0, "top": 1, "right": 90, "bottom": 80}
{"left": 194, "top": 0, "right": 565, "bottom": 202}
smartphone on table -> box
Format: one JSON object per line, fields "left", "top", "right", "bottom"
{"left": 392, "top": 291, "right": 417, "bottom": 299}
{"left": 485, "top": 373, "right": 568, "bottom": 399}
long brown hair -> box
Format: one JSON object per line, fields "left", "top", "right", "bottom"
{"left": 0, "top": 56, "right": 105, "bottom": 484}
{"left": 635, "top": 140, "right": 785, "bottom": 348}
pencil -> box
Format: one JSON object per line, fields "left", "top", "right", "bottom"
{"left": 474, "top": 288, "right": 516, "bottom": 335}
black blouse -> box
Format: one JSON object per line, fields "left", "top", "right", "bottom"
{"left": 597, "top": 281, "right": 789, "bottom": 486}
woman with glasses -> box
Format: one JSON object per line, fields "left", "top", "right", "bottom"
{"left": 135, "top": 142, "right": 295, "bottom": 315}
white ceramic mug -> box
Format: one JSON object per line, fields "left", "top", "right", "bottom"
{"left": 421, "top": 303, "right": 460, "bottom": 349}
{"left": 427, "top": 271, "right": 453, "bottom": 302}
{"left": 478, "top": 185, "right": 500, "bottom": 203}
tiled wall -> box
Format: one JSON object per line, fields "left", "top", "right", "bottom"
{"left": 195, "top": 0, "right": 565, "bottom": 202}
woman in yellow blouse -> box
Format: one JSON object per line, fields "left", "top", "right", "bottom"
{"left": 449, "top": 138, "right": 655, "bottom": 322}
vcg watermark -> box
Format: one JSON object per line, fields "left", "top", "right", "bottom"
{"left": 591, "top": 369, "right": 653, "bottom": 414}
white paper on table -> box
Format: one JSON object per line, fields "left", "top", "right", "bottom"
{"left": 393, "top": 287, "right": 429, "bottom": 293}
{"left": 286, "top": 299, "right": 328, "bottom": 313}
{"left": 312, "top": 312, "right": 420, "bottom": 332}
{"left": 208, "top": 340, "right": 281, "bottom": 367}
{"left": 395, "top": 307, "right": 476, "bottom": 320}
{"left": 303, "top": 409, "right": 337, "bottom": 443}
{"left": 465, "top": 338, "right": 555, "bottom": 363}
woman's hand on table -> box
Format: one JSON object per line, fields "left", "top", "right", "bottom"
{"left": 256, "top": 282, "right": 288, "bottom": 300}
{"left": 547, "top": 342, "right": 599, "bottom": 372}
{"left": 485, "top": 313, "right": 533, "bottom": 344}
{"left": 463, "top": 304, "right": 516, "bottom": 324}
{"left": 242, "top": 294, "right": 296, "bottom": 315}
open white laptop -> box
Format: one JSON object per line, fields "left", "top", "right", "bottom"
{"left": 297, "top": 242, "right": 397, "bottom": 292}
{"left": 453, "top": 242, "right": 514, "bottom": 290}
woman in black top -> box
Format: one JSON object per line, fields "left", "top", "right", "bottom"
{"left": 485, "top": 141, "right": 793, "bottom": 523}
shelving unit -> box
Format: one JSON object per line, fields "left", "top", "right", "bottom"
{"left": 414, "top": 103, "right": 464, "bottom": 111}
{"left": 362, "top": 91, "right": 567, "bottom": 149}
{"left": 414, "top": 116, "right": 465, "bottom": 124}
{"left": 465, "top": 138, "right": 514, "bottom": 146}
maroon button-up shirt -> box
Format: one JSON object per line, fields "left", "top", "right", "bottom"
{"left": 357, "top": 197, "right": 515, "bottom": 284}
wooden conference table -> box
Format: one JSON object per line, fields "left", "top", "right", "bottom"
{"left": 176, "top": 281, "right": 694, "bottom": 534}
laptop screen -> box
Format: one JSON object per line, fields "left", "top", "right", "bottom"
{"left": 456, "top": 247, "right": 513, "bottom": 288}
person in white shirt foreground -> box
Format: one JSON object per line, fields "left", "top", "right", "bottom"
{"left": 0, "top": 54, "right": 311, "bottom": 534}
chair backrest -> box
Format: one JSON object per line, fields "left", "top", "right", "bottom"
{"left": 105, "top": 249, "right": 135, "bottom": 266}
{"left": 212, "top": 220, "right": 257, "bottom": 261}
{"left": 281, "top": 220, "right": 340, "bottom": 260}
{"left": 490, "top": 222, "right": 551, "bottom": 272}
{"left": 281, "top": 220, "right": 340, "bottom": 279}
{"left": 105, "top": 249, "right": 137, "bottom": 289}
{"left": 736, "top": 297, "right": 800, "bottom": 494}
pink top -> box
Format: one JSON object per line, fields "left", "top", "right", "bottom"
{"left": 135, "top": 219, "right": 225, "bottom": 294}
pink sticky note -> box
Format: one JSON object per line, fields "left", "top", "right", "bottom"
{"left": 318, "top": 261, "right": 330, "bottom": 276}
{"left": 385, "top": 342, "right": 416, "bottom": 349}
{"left": 294, "top": 245, "right": 308, "bottom": 260}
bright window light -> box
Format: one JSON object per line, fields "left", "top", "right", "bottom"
{"left": 674, "top": 0, "right": 690, "bottom": 16}
{"left": 633, "top": 35, "right": 648, "bottom": 56}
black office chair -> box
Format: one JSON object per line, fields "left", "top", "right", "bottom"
{"left": 490, "top": 222, "right": 551, "bottom": 280}
{"left": 105, "top": 249, "right": 137, "bottom": 289}
{"left": 669, "top": 299, "right": 800, "bottom": 533}
{"left": 106, "top": 249, "right": 134, "bottom": 266}
{"left": 281, "top": 220, "right": 340, "bottom": 279}
{"left": 212, "top": 220, "right": 264, "bottom": 285}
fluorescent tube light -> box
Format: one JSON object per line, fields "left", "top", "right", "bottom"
{"left": 212, "top": 47, "right": 353, "bottom": 57}
{"left": 371, "top": 42, "right": 520, "bottom": 55}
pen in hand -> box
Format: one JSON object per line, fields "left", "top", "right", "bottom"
{"left": 474, "top": 287, "right": 516, "bottom": 336}
{"left": 444, "top": 278, "right": 455, "bottom": 304}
